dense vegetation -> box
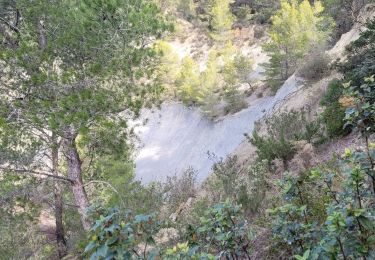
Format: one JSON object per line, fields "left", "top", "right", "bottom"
{"left": 0, "top": 0, "right": 374, "bottom": 259}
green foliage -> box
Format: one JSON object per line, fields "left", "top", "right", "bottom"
{"left": 212, "top": 155, "right": 244, "bottom": 201}
{"left": 233, "top": 5, "right": 253, "bottom": 23}
{"left": 335, "top": 19, "right": 375, "bottom": 137}
{"left": 248, "top": 0, "right": 280, "bottom": 24}
{"left": 208, "top": 0, "right": 235, "bottom": 41}
{"left": 344, "top": 75, "right": 375, "bottom": 137}
{"left": 176, "top": 45, "right": 253, "bottom": 117}
{"left": 162, "top": 168, "right": 198, "bottom": 214}
{"left": 248, "top": 110, "right": 324, "bottom": 166}
{"left": 222, "top": 53, "right": 253, "bottom": 114}
{"left": 320, "top": 79, "right": 351, "bottom": 137}
{"left": 176, "top": 56, "right": 201, "bottom": 105}
{"left": 87, "top": 157, "right": 164, "bottom": 215}
{"left": 84, "top": 206, "right": 162, "bottom": 259}
{"left": 0, "top": 0, "right": 171, "bottom": 168}
{"left": 268, "top": 144, "right": 375, "bottom": 259}
{"left": 0, "top": 174, "right": 46, "bottom": 259}
{"left": 250, "top": 130, "right": 295, "bottom": 167}
{"left": 209, "top": 155, "right": 269, "bottom": 215}
{"left": 84, "top": 201, "right": 251, "bottom": 259}
{"left": 0, "top": 0, "right": 171, "bottom": 255}
{"left": 263, "top": 0, "right": 333, "bottom": 91}
{"left": 154, "top": 40, "right": 181, "bottom": 96}
{"left": 339, "top": 18, "right": 375, "bottom": 85}
{"left": 297, "top": 47, "right": 330, "bottom": 81}
{"left": 187, "top": 200, "right": 252, "bottom": 258}
{"left": 241, "top": 160, "right": 269, "bottom": 215}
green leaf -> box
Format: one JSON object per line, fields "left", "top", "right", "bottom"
{"left": 84, "top": 241, "right": 96, "bottom": 253}
{"left": 97, "top": 244, "right": 109, "bottom": 257}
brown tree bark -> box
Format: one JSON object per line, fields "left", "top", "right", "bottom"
{"left": 52, "top": 134, "right": 67, "bottom": 259}
{"left": 63, "top": 133, "right": 91, "bottom": 230}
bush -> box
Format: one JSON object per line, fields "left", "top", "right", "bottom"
{"left": 320, "top": 79, "right": 351, "bottom": 137}
{"left": 162, "top": 168, "right": 198, "bottom": 214}
{"left": 234, "top": 5, "right": 253, "bottom": 23}
{"left": 208, "top": 155, "right": 268, "bottom": 215}
{"left": 177, "top": 0, "right": 196, "bottom": 20}
{"left": 223, "top": 89, "right": 248, "bottom": 115}
{"left": 84, "top": 206, "right": 162, "bottom": 259}
{"left": 344, "top": 75, "right": 375, "bottom": 136}
{"left": 186, "top": 200, "right": 252, "bottom": 259}
{"left": 268, "top": 144, "right": 375, "bottom": 259}
{"left": 338, "top": 18, "right": 375, "bottom": 85}
{"left": 248, "top": 110, "right": 324, "bottom": 167}
{"left": 241, "top": 160, "right": 269, "bottom": 215}
{"left": 248, "top": 109, "right": 326, "bottom": 171}
{"left": 322, "top": 102, "right": 349, "bottom": 137}
{"left": 249, "top": 130, "right": 295, "bottom": 168}
{"left": 84, "top": 201, "right": 252, "bottom": 259}
{"left": 297, "top": 49, "right": 330, "bottom": 81}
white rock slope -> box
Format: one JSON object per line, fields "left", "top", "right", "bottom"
{"left": 135, "top": 75, "right": 303, "bottom": 183}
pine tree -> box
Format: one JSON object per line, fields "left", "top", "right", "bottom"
{"left": 0, "top": 0, "right": 170, "bottom": 238}
{"left": 263, "top": 0, "right": 332, "bottom": 90}
{"left": 176, "top": 56, "right": 201, "bottom": 104}
{"left": 208, "top": 0, "right": 235, "bottom": 41}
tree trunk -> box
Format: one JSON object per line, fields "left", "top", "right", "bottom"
{"left": 64, "top": 134, "right": 91, "bottom": 230}
{"left": 38, "top": 17, "right": 68, "bottom": 257}
{"left": 52, "top": 134, "right": 67, "bottom": 259}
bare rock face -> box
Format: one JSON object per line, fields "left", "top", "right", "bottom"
{"left": 288, "top": 141, "right": 316, "bottom": 176}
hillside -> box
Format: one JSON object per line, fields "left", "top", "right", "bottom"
{"left": 0, "top": 0, "right": 375, "bottom": 259}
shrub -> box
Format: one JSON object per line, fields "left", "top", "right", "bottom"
{"left": 223, "top": 89, "right": 248, "bottom": 115}
{"left": 297, "top": 49, "right": 330, "bottom": 81}
{"left": 242, "top": 160, "right": 269, "bottom": 215}
{"left": 268, "top": 144, "right": 375, "bottom": 259}
{"left": 162, "top": 168, "right": 198, "bottom": 214}
{"left": 248, "top": 110, "right": 324, "bottom": 167}
{"left": 322, "top": 102, "right": 349, "bottom": 137}
{"left": 249, "top": 130, "right": 295, "bottom": 168}
{"left": 320, "top": 79, "right": 351, "bottom": 137}
{"left": 339, "top": 18, "right": 375, "bottom": 86}
{"left": 84, "top": 206, "right": 162, "bottom": 259}
{"left": 187, "top": 200, "right": 252, "bottom": 259}
{"left": 84, "top": 201, "right": 252, "bottom": 259}
{"left": 263, "top": 109, "right": 323, "bottom": 142}
{"left": 320, "top": 79, "right": 342, "bottom": 106}
{"left": 344, "top": 75, "right": 375, "bottom": 137}
{"left": 212, "top": 155, "right": 243, "bottom": 200}
{"left": 209, "top": 155, "right": 268, "bottom": 215}
{"left": 234, "top": 5, "right": 253, "bottom": 23}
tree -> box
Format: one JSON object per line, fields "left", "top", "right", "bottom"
{"left": 263, "top": 0, "right": 332, "bottom": 90}
{"left": 154, "top": 40, "right": 181, "bottom": 96}
{"left": 175, "top": 56, "right": 201, "bottom": 104}
{"left": 0, "top": 0, "right": 169, "bottom": 249}
{"left": 208, "top": 0, "right": 235, "bottom": 41}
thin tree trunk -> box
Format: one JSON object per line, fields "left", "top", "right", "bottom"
{"left": 52, "top": 134, "right": 67, "bottom": 259}
{"left": 38, "top": 17, "right": 68, "bottom": 257}
{"left": 64, "top": 134, "right": 91, "bottom": 230}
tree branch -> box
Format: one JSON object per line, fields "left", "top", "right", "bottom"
{"left": 0, "top": 16, "right": 20, "bottom": 34}
{"left": 0, "top": 167, "right": 74, "bottom": 183}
